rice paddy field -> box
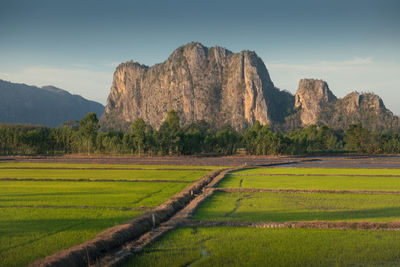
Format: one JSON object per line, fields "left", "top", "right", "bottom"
{"left": 126, "top": 165, "right": 400, "bottom": 267}
{"left": 0, "top": 162, "right": 213, "bottom": 267}
{"left": 125, "top": 227, "right": 400, "bottom": 267}
{"left": 3, "top": 158, "right": 400, "bottom": 267}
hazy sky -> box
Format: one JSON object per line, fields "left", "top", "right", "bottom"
{"left": 1, "top": 0, "right": 399, "bottom": 113}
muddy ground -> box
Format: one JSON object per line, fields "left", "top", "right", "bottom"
{"left": 3, "top": 155, "right": 400, "bottom": 168}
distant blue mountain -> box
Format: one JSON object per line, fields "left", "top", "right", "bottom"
{"left": 0, "top": 79, "right": 104, "bottom": 127}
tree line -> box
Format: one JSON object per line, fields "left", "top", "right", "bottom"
{"left": 1, "top": 111, "right": 400, "bottom": 155}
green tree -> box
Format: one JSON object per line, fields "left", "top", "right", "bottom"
{"left": 345, "top": 123, "right": 375, "bottom": 153}
{"left": 159, "top": 110, "right": 183, "bottom": 155}
{"left": 79, "top": 113, "right": 99, "bottom": 155}
{"left": 131, "top": 118, "right": 147, "bottom": 156}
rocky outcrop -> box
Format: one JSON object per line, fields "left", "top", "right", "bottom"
{"left": 318, "top": 92, "right": 400, "bottom": 132}
{"left": 100, "top": 42, "right": 399, "bottom": 133}
{"left": 0, "top": 80, "right": 104, "bottom": 127}
{"left": 294, "top": 79, "right": 337, "bottom": 126}
{"left": 100, "top": 42, "right": 293, "bottom": 131}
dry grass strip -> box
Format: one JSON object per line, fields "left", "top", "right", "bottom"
{"left": 186, "top": 220, "right": 400, "bottom": 231}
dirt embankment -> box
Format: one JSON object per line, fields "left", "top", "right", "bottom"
{"left": 186, "top": 220, "right": 400, "bottom": 231}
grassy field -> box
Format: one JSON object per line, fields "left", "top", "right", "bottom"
{"left": 0, "top": 207, "right": 142, "bottom": 267}
{"left": 218, "top": 174, "right": 400, "bottom": 191}
{"left": 5, "top": 162, "right": 400, "bottom": 266}
{"left": 0, "top": 168, "right": 208, "bottom": 181}
{"left": 235, "top": 167, "right": 400, "bottom": 176}
{"left": 193, "top": 191, "right": 400, "bottom": 222}
{"left": 125, "top": 226, "right": 400, "bottom": 267}
{"left": 0, "top": 180, "right": 188, "bottom": 208}
{"left": 0, "top": 163, "right": 208, "bottom": 267}
{"left": 0, "top": 162, "right": 221, "bottom": 170}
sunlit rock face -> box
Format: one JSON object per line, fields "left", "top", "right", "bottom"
{"left": 100, "top": 42, "right": 293, "bottom": 131}
{"left": 294, "top": 79, "right": 337, "bottom": 126}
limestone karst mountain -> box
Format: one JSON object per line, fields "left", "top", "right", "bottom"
{"left": 318, "top": 91, "right": 400, "bottom": 132}
{"left": 100, "top": 42, "right": 399, "bottom": 133}
{"left": 100, "top": 42, "right": 294, "bottom": 131}
{"left": 294, "top": 79, "right": 337, "bottom": 126}
{"left": 0, "top": 79, "right": 104, "bottom": 127}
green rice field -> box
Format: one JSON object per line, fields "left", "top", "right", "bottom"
{"left": 193, "top": 191, "right": 400, "bottom": 222}
{"left": 0, "top": 162, "right": 220, "bottom": 170}
{"left": 4, "top": 162, "right": 400, "bottom": 266}
{"left": 0, "top": 169, "right": 208, "bottom": 181}
{"left": 0, "top": 180, "right": 187, "bottom": 208}
{"left": 234, "top": 167, "right": 400, "bottom": 176}
{"left": 219, "top": 174, "right": 400, "bottom": 191}
{"left": 126, "top": 165, "right": 400, "bottom": 266}
{"left": 0, "top": 163, "right": 207, "bottom": 267}
{"left": 125, "top": 227, "right": 400, "bottom": 267}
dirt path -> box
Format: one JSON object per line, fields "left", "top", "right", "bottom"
{"left": 216, "top": 188, "right": 400, "bottom": 195}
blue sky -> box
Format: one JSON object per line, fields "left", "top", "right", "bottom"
{"left": 1, "top": 0, "right": 399, "bottom": 113}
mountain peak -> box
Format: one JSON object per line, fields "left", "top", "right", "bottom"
{"left": 0, "top": 79, "right": 104, "bottom": 127}
{"left": 100, "top": 43, "right": 290, "bottom": 131}
{"left": 294, "top": 79, "right": 337, "bottom": 126}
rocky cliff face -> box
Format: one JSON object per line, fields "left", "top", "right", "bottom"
{"left": 294, "top": 79, "right": 337, "bottom": 126}
{"left": 100, "top": 42, "right": 293, "bottom": 131}
{"left": 318, "top": 92, "right": 400, "bottom": 132}
{"left": 101, "top": 42, "right": 399, "bottom": 133}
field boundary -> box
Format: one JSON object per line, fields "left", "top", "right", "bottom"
{"left": 231, "top": 173, "right": 400, "bottom": 177}
{"left": 215, "top": 188, "right": 400, "bottom": 195}
{"left": 185, "top": 220, "right": 400, "bottom": 231}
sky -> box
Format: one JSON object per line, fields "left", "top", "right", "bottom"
{"left": 0, "top": 0, "right": 399, "bottom": 113}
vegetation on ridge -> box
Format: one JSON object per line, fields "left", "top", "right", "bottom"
{"left": 1, "top": 111, "right": 400, "bottom": 155}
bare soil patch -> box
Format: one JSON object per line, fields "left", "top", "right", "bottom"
{"left": 186, "top": 220, "right": 400, "bottom": 231}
